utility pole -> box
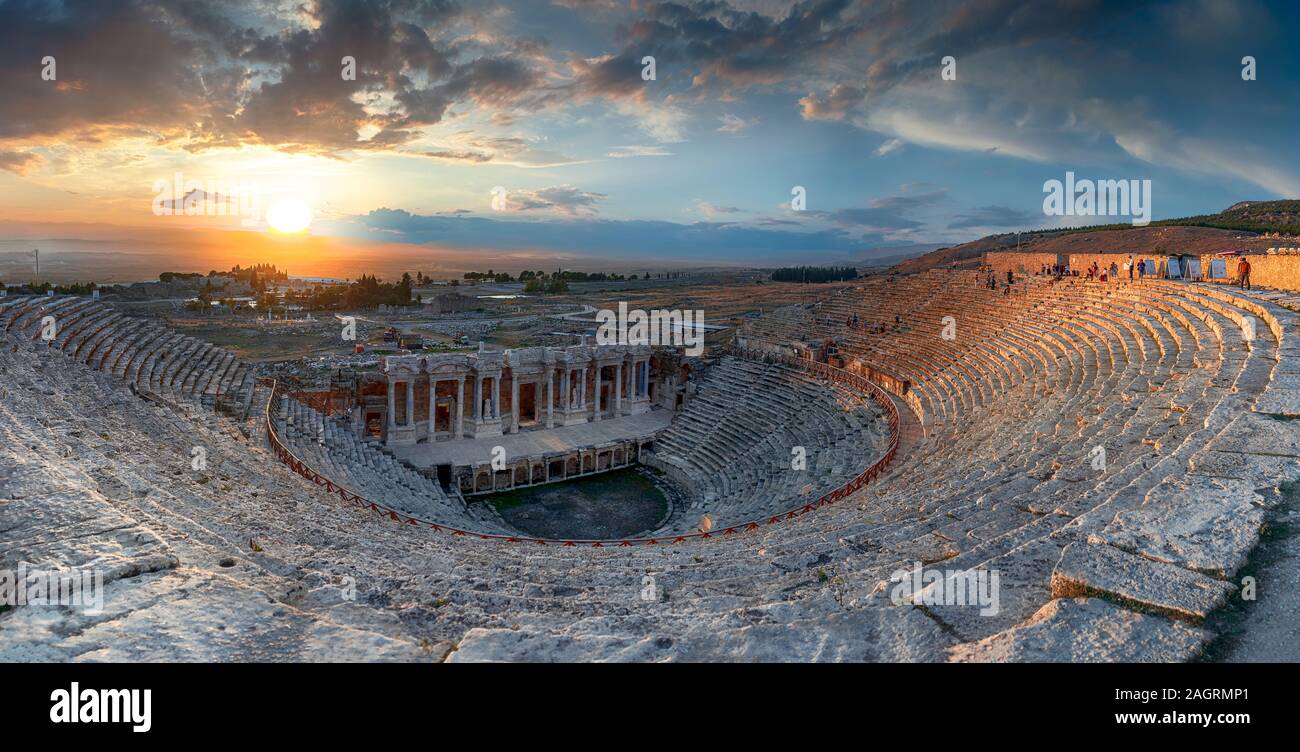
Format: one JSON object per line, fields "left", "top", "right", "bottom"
{"left": 34, "top": 248, "right": 39, "bottom": 280}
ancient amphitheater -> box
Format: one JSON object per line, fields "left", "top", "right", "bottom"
{"left": 2, "top": 270, "right": 1297, "bottom": 662}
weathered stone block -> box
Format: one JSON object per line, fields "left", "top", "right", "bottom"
{"left": 1255, "top": 388, "right": 1300, "bottom": 417}
{"left": 1089, "top": 476, "right": 1263, "bottom": 578}
{"left": 948, "top": 597, "right": 1209, "bottom": 663}
{"left": 1052, "top": 542, "right": 1234, "bottom": 620}
{"left": 1206, "top": 412, "right": 1300, "bottom": 457}
{"left": 1189, "top": 450, "right": 1300, "bottom": 489}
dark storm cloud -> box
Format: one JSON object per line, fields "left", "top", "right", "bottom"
{"left": 860, "top": 0, "right": 1116, "bottom": 100}
{"left": 804, "top": 189, "right": 948, "bottom": 232}
{"left": 418, "top": 149, "right": 493, "bottom": 162}
{"left": 570, "top": 0, "right": 862, "bottom": 99}
{"left": 218, "top": 0, "right": 538, "bottom": 152}
{"left": 819, "top": 208, "right": 922, "bottom": 231}
{"left": 0, "top": 0, "right": 224, "bottom": 142}
{"left": 948, "top": 205, "right": 1038, "bottom": 229}
{"left": 0, "top": 0, "right": 537, "bottom": 154}
{"left": 870, "top": 190, "right": 948, "bottom": 212}
{"left": 505, "top": 185, "right": 606, "bottom": 215}
{"left": 0, "top": 149, "right": 42, "bottom": 174}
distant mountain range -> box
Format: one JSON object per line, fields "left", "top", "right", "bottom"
{"left": 854, "top": 242, "right": 948, "bottom": 267}
{"left": 891, "top": 200, "right": 1300, "bottom": 274}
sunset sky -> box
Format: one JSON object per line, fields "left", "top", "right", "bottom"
{"left": 1, "top": 0, "right": 1298, "bottom": 275}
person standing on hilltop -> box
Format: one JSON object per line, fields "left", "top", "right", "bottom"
{"left": 1237, "top": 257, "right": 1252, "bottom": 290}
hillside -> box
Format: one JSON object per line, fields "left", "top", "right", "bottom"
{"left": 893, "top": 200, "right": 1300, "bottom": 274}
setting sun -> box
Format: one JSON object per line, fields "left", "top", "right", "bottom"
{"left": 265, "top": 199, "right": 312, "bottom": 234}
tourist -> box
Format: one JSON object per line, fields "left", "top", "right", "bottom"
{"left": 1110, "top": 261, "right": 1119, "bottom": 280}
{"left": 1126, "top": 256, "right": 1134, "bottom": 280}
{"left": 1238, "top": 257, "right": 1252, "bottom": 290}
{"left": 1006, "top": 270, "right": 1014, "bottom": 285}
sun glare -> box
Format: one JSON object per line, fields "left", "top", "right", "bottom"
{"left": 266, "top": 199, "right": 312, "bottom": 233}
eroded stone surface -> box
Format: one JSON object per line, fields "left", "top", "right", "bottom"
{"left": 4, "top": 277, "right": 1298, "bottom": 663}
{"left": 1089, "top": 476, "right": 1263, "bottom": 578}
{"left": 948, "top": 597, "right": 1210, "bottom": 663}
{"left": 1189, "top": 450, "right": 1300, "bottom": 489}
{"left": 1254, "top": 388, "right": 1300, "bottom": 417}
{"left": 0, "top": 568, "right": 427, "bottom": 662}
{"left": 1207, "top": 412, "right": 1300, "bottom": 457}
{"left": 451, "top": 606, "right": 953, "bottom": 663}
{"left": 1052, "top": 542, "right": 1234, "bottom": 620}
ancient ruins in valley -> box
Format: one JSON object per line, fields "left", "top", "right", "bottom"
{"left": 4, "top": 255, "right": 1297, "bottom": 662}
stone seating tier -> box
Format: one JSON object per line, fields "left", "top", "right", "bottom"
{"left": 2, "top": 275, "right": 1296, "bottom": 662}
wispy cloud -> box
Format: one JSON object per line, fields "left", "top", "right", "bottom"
{"left": 717, "top": 114, "right": 755, "bottom": 134}
{"left": 607, "top": 145, "right": 673, "bottom": 158}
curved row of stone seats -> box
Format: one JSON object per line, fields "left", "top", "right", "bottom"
{"left": 766, "top": 272, "right": 1236, "bottom": 438}
{"left": 4, "top": 328, "right": 955, "bottom": 662}
{"left": 0, "top": 354, "right": 425, "bottom": 661}
{"left": 741, "top": 274, "right": 953, "bottom": 358}
{"left": 0, "top": 295, "right": 256, "bottom": 415}
{"left": 273, "top": 395, "right": 514, "bottom": 533}
{"left": 4, "top": 275, "right": 1296, "bottom": 662}
{"left": 730, "top": 272, "right": 1294, "bottom": 658}
{"left": 5, "top": 338, "right": 876, "bottom": 658}
{"left": 643, "top": 355, "right": 890, "bottom": 534}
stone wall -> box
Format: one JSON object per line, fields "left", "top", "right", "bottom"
{"left": 984, "top": 250, "right": 1300, "bottom": 290}
{"left": 1229, "top": 254, "right": 1300, "bottom": 290}
{"left": 983, "top": 251, "right": 1057, "bottom": 276}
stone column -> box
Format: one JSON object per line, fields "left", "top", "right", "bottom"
{"left": 579, "top": 367, "right": 587, "bottom": 409}
{"left": 455, "top": 376, "right": 464, "bottom": 439}
{"left": 562, "top": 369, "right": 570, "bottom": 409}
{"left": 546, "top": 369, "right": 555, "bottom": 428}
{"left": 510, "top": 373, "right": 520, "bottom": 433}
{"left": 387, "top": 378, "right": 396, "bottom": 428}
{"left": 428, "top": 376, "right": 437, "bottom": 441}
{"left": 406, "top": 380, "right": 415, "bottom": 427}
{"left": 615, "top": 361, "right": 623, "bottom": 415}
{"left": 475, "top": 375, "right": 484, "bottom": 420}
{"left": 593, "top": 364, "right": 602, "bottom": 421}
{"left": 492, "top": 377, "right": 501, "bottom": 419}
